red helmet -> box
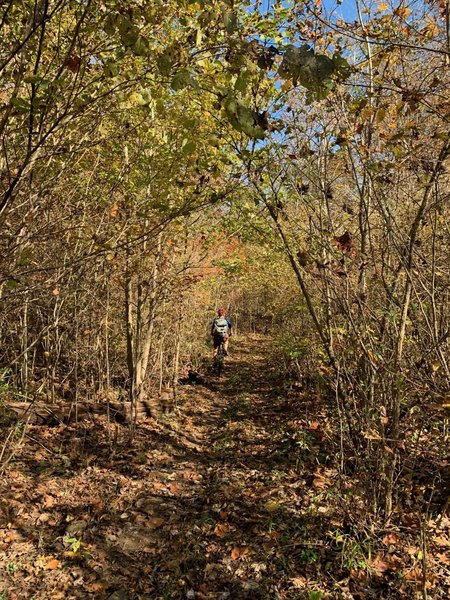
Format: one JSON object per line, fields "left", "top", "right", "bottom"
{"left": 218, "top": 307, "right": 227, "bottom": 316}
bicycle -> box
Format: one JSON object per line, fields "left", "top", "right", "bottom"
{"left": 213, "top": 339, "right": 227, "bottom": 377}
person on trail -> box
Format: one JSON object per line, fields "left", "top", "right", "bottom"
{"left": 211, "top": 307, "right": 232, "bottom": 357}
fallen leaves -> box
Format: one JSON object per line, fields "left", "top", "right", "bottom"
{"left": 167, "top": 481, "right": 182, "bottom": 495}
{"left": 182, "top": 470, "right": 202, "bottom": 481}
{"left": 213, "top": 522, "right": 232, "bottom": 537}
{"left": 84, "top": 581, "right": 108, "bottom": 593}
{"left": 290, "top": 575, "right": 308, "bottom": 588}
{"left": 42, "top": 494, "right": 56, "bottom": 508}
{"left": 370, "top": 553, "right": 403, "bottom": 574}
{"left": 0, "top": 528, "right": 19, "bottom": 550}
{"left": 147, "top": 516, "right": 165, "bottom": 530}
{"left": 34, "top": 555, "right": 61, "bottom": 570}
{"left": 312, "top": 470, "right": 333, "bottom": 490}
{"left": 44, "top": 558, "right": 60, "bottom": 570}
{"left": 382, "top": 532, "right": 401, "bottom": 546}
{"left": 0, "top": 336, "right": 448, "bottom": 600}
{"left": 230, "top": 546, "right": 250, "bottom": 560}
{"left": 264, "top": 499, "right": 281, "bottom": 512}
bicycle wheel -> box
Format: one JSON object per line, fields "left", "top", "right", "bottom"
{"left": 214, "top": 343, "right": 226, "bottom": 377}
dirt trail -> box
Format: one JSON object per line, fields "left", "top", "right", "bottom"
{"left": 1, "top": 334, "right": 325, "bottom": 600}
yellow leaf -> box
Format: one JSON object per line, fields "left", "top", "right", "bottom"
{"left": 264, "top": 500, "right": 280, "bottom": 513}
{"left": 84, "top": 582, "right": 107, "bottom": 593}
{"left": 430, "top": 361, "right": 440, "bottom": 373}
{"left": 376, "top": 107, "right": 387, "bottom": 123}
{"left": 395, "top": 6, "right": 411, "bottom": 18}
{"left": 377, "top": 2, "right": 389, "bottom": 12}
{"left": 291, "top": 576, "right": 308, "bottom": 588}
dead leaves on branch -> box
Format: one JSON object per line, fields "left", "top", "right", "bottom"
{"left": 333, "top": 231, "right": 356, "bottom": 256}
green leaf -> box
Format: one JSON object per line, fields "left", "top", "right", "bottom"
{"left": 116, "top": 13, "right": 132, "bottom": 36}
{"left": 279, "top": 44, "right": 340, "bottom": 97}
{"left": 103, "top": 61, "right": 119, "bottom": 78}
{"left": 223, "top": 11, "right": 238, "bottom": 33}
{"left": 171, "top": 71, "right": 196, "bottom": 91}
{"left": 132, "top": 35, "right": 149, "bottom": 57}
{"left": 24, "top": 75, "right": 47, "bottom": 85}
{"left": 157, "top": 53, "right": 173, "bottom": 76}
{"left": 278, "top": 44, "right": 312, "bottom": 79}
{"left": 234, "top": 70, "right": 250, "bottom": 93}
{"left": 222, "top": 94, "right": 266, "bottom": 139}
{"left": 18, "top": 247, "right": 34, "bottom": 266}
{"left": 6, "top": 279, "right": 19, "bottom": 289}
{"left": 11, "top": 97, "right": 30, "bottom": 113}
{"left": 121, "top": 27, "right": 139, "bottom": 48}
{"left": 103, "top": 13, "right": 116, "bottom": 35}
{"left": 182, "top": 140, "right": 197, "bottom": 154}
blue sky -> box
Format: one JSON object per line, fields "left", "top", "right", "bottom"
{"left": 323, "top": 0, "right": 359, "bottom": 20}
{"left": 258, "top": 1, "right": 360, "bottom": 22}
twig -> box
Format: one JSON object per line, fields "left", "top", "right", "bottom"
{"left": 0, "top": 416, "right": 29, "bottom": 475}
{"left": 420, "top": 515, "right": 428, "bottom": 600}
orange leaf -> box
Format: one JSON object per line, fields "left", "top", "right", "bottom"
{"left": 370, "top": 553, "right": 402, "bottom": 573}
{"left": 214, "top": 523, "right": 231, "bottom": 538}
{"left": 183, "top": 470, "right": 202, "bottom": 481}
{"left": 436, "top": 552, "right": 450, "bottom": 565}
{"left": 383, "top": 532, "right": 400, "bottom": 546}
{"left": 43, "top": 495, "right": 55, "bottom": 508}
{"left": 394, "top": 6, "right": 411, "bottom": 18}
{"left": 167, "top": 482, "right": 182, "bottom": 495}
{"left": 333, "top": 231, "right": 355, "bottom": 255}
{"left": 405, "top": 565, "right": 423, "bottom": 581}
{"left": 230, "top": 546, "right": 250, "bottom": 560}
{"left": 109, "top": 203, "right": 119, "bottom": 217}
{"left": 44, "top": 558, "right": 60, "bottom": 570}
{"left": 309, "top": 422, "right": 319, "bottom": 430}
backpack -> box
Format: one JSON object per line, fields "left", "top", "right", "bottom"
{"left": 213, "top": 316, "right": 229, "bottom": 337}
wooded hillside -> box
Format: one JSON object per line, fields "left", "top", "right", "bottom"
{"left": 1, "top": 1, "right": 449, "bottom": 599}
